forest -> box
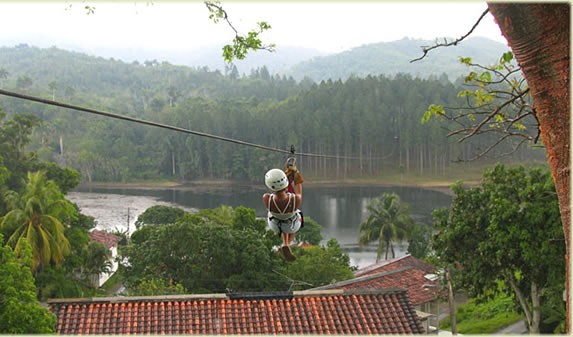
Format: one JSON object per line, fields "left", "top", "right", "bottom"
{"left": 0, "top": 44, "right": 545, "bottom": 184}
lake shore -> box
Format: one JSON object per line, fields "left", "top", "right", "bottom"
{"left": 76, "top": 177, "right": 482, "bottom": 196}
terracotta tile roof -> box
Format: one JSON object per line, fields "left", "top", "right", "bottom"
{"left": 48, "top": 289, "right": 424, "bottom": 334}
{"left": 354, "top": 255, "right": 435, "bottom": 278}
{"left": 311, "top": 267, "right": 440, "bottom": 306}
{"left": 89, "top": 229, "right": 121, "bottom": 249}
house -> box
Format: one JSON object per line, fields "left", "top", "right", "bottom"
{"left": 309, "top": 255, "right": 441, "bottom": 333}
{"left": 353, "top": 254, "right": 436, "bottom": 277}
{"left": 47, "top": 288, "right": 425, "bottom": 334}
{"left": 88, "top": 229, "right": 122, "bottom": 288}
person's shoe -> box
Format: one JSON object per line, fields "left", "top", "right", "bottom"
{"left": 281, "top": 245, "right": 296, "bottom": 262}
{"left": 277, "top": 246, "right": 287, "bottom": 260}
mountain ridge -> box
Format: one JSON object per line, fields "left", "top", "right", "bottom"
{"left": 0, "top": 36, "right": 509, "bottom": 82}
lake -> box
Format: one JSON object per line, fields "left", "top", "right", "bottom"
{"left": 68, "top": 184, "right": 452, "bottom": 268}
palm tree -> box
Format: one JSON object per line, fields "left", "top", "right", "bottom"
{"left": 82, "top": 242, "right": 112, "bottom": 289}
{"left": 358, "top": 192, "right": 414, "bottom": 261}
{"left": 0, "top": 171, "right": 75, "bottom": 273}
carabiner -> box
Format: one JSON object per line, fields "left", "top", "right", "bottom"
{"left": 285, "top": 145, "right": 296, "bottom": 168}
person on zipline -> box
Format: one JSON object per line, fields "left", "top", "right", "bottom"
{"left": 263, "top": 165, "right": 304, "bottom": 261}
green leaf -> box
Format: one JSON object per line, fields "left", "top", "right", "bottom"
{"left": 458, "top": 90, "right": 473, "bottom": 98}
{"left": 460, "top": 57, "right": 473, "bottom": 65}
{"left": 501, "top": 51, "right": 514, "bottom": 64}
{"left": 514, "top": 122, "right": 527, "bottom": 130}
{"left": 464, "top": 71, "right": 478, "bottom": 83}
{"left": 479, "top": 71, "right": 492, "bottom": 83}
{"left": 421, "top": 104, "right": 445, "bottom": 124}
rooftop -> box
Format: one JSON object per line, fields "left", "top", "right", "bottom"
{"left": 354, "top": 254, "right": 435, "bottom": 278}
{"left": 310, "top": 255, "right": 440, "bottom": 306}
{"left": 48, "top": 289, "right": 425, "bottom": 334}
{"left": 89, "top": 229, "right": 122, "bottom": 249}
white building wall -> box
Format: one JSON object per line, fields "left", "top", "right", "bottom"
{"left": 96, "top": 245, "right": 119, "bottom": 287}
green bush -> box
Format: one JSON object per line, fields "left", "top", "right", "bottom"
{"left": 440, "top": 293, "right": 522, "bottom": 334}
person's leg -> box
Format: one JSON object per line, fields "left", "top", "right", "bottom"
{"left": 281, "top": 231, "right": 296, "bottom": 261}
{"left": 282, "top": 233, "right": 290, "bottom": 246}
{"left": 286, "top": 233, "right": 295, "bottom": 246}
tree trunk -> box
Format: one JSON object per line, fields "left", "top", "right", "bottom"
{"left": 446, "top": 269, "right": 457, "bottom": 335}
{"left": 487, "top": 3, "right": 570, "bottom": 332}
{"left": 59, "top": 135, "right": 64, "bottom": 156}
{"left": 531, "top": 282, "right": 541, "bottom": 334}
{"left": 508, "top": 273, "right": 533, "bottom": 332}
{"left": 171, "top": 150, "right": 176, "bottom": 176}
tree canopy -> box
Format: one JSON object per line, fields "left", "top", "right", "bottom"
{"left": 123, "top": 205, "right": 354, "bottom": 293}
{"left": 0, "top": 171, "right": 76, "bottom": 273}
{"left": 358, "top": 192, "right": 415, "bottom": 261}
{"left": 431, "top": 164, "right": 565, "bottom": 333}
{"left": 0, "top": 234, "right": 56, "bottom": 333}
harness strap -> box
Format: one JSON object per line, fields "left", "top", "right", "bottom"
{"left": 269, "top": 193, "right": 295, "bottom": 214}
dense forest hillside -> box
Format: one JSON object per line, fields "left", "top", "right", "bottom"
{"left": 0, "top": 44, "right": 543, "bottom": 183}
{"left": 287, "top": 37, "right": 510, "bottom": 82}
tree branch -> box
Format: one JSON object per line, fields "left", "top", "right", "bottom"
{"left": 204, "top": 1, "right": 275, "bottom": 62}
{"left": 410, "top": 8, "right": 490, "bottom": 63}
{"left": 458, "top": 88, "right": 531, "bottom": 142}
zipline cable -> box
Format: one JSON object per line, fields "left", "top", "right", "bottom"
{"left": 0, "top": 88, "right": 396, "bottom": 160}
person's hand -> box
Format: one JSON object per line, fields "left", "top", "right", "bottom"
{"left": 294, "top": 171, "right": 304, "bottom": 185}
{"left": 284, "top": 164, "right": 298, "bottom": 180}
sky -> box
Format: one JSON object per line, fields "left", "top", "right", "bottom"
{"left": 1, "top": 1, "right": 507, "bottom": 54}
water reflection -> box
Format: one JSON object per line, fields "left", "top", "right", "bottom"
{"left": 70, "top": 185, "right": 452, "bottom": 268}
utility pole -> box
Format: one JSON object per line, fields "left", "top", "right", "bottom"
{"left": 126, "top": 207, "right": 130, "bottom": 243}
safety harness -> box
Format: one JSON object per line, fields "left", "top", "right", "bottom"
{"left": 268, "top": 193, "right": 304, "bottom": 236}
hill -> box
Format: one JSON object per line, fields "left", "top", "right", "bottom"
{"left": 0, "top": 36, "right": 508, "bottom": 83}
{"left": 286, "top": 37, "right": 510, "bottom": 82}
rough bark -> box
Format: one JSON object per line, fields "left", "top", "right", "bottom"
{"left": 508, "top": 273, "right": 534, "bottom": 333}
{"left": 446, "top": 269, "right": 458, "bottom": 335}
{"left": 531, "top": 282, "right": 541, "bottom": 335}
{"left": 487, "top": 3, "right": 570, "bottom": 332}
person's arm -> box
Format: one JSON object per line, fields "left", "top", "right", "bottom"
{"left": 294, "top": 181, "right": 302, "bottom": 196}
{"left": 294, "top": 172, "right": 303, "bottom": 208}
{"left": 262, "top": 193, "right": 270, "bottom": 209}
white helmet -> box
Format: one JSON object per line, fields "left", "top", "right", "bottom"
{"left": 265, "top": 168, "right": 288, "bottom": 191}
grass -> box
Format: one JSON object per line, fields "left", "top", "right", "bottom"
{"left": 98, "top": 269, "right": 123, "bottom": 296}
{"left": 440, "top": 293, "right": 523, "bottom": 334}
{"left": 308, "top": 160, "right": 549, "bottom": 189}
{"left": 307, "top": 162, "right": 491, "bottom": 188}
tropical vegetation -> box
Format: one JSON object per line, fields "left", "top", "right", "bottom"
{"left": 0, "top": 171, "right": 75, "bottom": 273}
{"left": 358, "top": 192, "right": 415, "bottom": 261}
{"left": 0, "top": 12, "right": 567, "bottom": 333}
{"left": 0, "top": 234, "right": 56, "bottom": 333}
{"left": 123, "top": 205, "right": 353, "bottom": 294}
{"left": 431, "top": 164, "right": 566, "bottom": 333}
{"left": 439, "top": 292, "right": 522, "bottom": 334}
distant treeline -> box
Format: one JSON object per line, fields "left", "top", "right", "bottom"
{"left": 0, "top": 45, "right": 544, "bottom": 182}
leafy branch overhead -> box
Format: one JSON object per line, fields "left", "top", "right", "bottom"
{"left": 411, "top": 6, "right": 539, "bottom": 161}
{"left": 205, "top": 1, "right": 275, "bottom": 63}
{"left": 422, "top": 51, "right": 540, "bottom": 161}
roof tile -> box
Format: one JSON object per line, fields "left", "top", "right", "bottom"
{"left": 354, "top": 254, "right": 435, "bottom": 277}
{"left": 49, "top": 289, "right": 423, "bottom": 334}
{"left": 315, "top": 255, "right": 440, "bottom": 306}
{"left": 89, "top": 229, "right": 122, "bottom": 248}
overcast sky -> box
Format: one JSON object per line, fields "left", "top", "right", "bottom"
{"left": 1, "top": 1, "right": 507, "bottom": 53}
